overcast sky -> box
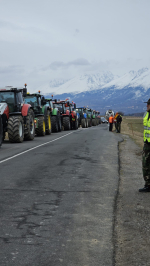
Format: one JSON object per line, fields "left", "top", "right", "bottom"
{"left": 0, "top": 0, "right": 150, "bottom": 89}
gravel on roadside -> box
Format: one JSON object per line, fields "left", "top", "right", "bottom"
{"left": 114, "top": 134, "right": 150, "bottom": 266}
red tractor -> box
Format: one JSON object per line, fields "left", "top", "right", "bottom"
{"left": 53, "top": 100, "right": 78, "bottom": 130}
{"left": 0, "top": 84, "right": 35, "bottom": 143}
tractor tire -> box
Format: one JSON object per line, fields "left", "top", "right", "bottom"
{"left": 0, "top": 115, "right": 3, "bottom": 147}
{"left": 92, "top": 119, "right": 96, "bottom": 126}
{"left": 81, "top": 118, "right": 86, "bottom": 128}
{"left": 35, "top": 116, "right": 46, "bottom": 136}
{"left": 73, "top": 120, "right": 78, "bottom": 130}
{"left": 86, "top": 119, "right": 88, "bottom": 128}
{"left": 24, "top": 109, "right": 35, "bottom": 140}
{"left": 58, "top": 114, "right": 62, "bottom": 132}
{"left": 8, "top": 116, "right": 24, "bottom": 143}
{"left": 63, "top": 116, "right": 71, "bottom": 130}
{"left": 46, "top": 111, "right": 52, "bottom": 135}
{"left": 51, "top": 115, "right": 58, "bottom": 132}
{"left": 88, "top": 118, "right": 92, "bottom": 127}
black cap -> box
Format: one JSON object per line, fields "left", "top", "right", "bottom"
{"left": 144, "top": 98, "right": 150, "bottom": 104}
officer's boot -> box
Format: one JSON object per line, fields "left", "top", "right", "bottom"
{"left": 139, "top": 182, "right": 150, "bottom": 192}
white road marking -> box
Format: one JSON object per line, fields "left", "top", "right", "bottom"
{"left": 0, "top": 131, "right": 75, "bottom": 164}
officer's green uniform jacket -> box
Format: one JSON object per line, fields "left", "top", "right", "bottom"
{"left": 143, "top": 111, "right": 150, "bottom": 184}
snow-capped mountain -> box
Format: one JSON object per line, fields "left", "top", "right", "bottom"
{"left": 39, "top": 72, "right": 115, "bottom": 95}
{"left": 103, "top": 67, "right": 150, "bottom": 90}
{"left": 41, "top": 68, "right": 150, "bottom": 114}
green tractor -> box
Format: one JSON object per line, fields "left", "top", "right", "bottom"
{"left": 24, "top": 92, "right": 51, "bottom": 136}
{"left": 87, "top": 108, "right": 93, "bottom": 127}
{"left": 96, "top": 111, "right": 101, "bottom": 125}
{"left": 92, "top": 110, "right": 97, "bottom": 126}
{"left": 45, "top": 98, "right": 62, "bottom": 132}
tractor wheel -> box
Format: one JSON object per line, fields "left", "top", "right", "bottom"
{"left": 63, "top": 116, "right": 71, "bottom": 130}
{"left": 81, "top": 118, "right": 86, "bottom": 128}
{"left": 8, "top": 116, "right": 24, "bottom": 143}
{"left": 74, "top": 120, "right": 78, "bottom": 130}
{"left": 24, "top": 109, "right": 35, "bottom": 140}
{"left": 92, "top": 119, "right": 96, "bottom": 126}
{"left": 0, "top": 115, "right": 3, "bottom": 147}
{"left": 86, "top": 119, "right": 88, "bottom": 128}
{"left": 46, "top": 111, "right": 52, "bottom": 135}
{"left": 51, "top": 115, "right": 58, "bottom": 132}
{"left": 77, "top": 120, "right": 79, "bottom": 129}
{"left": 35, "top": 116, "right": 46, "bottom": 136}
{"left": 88, "top": 118, "right": 92, "bottom": 127}
{"left": 58, "top": 114, "right": 62, "bottom": 132}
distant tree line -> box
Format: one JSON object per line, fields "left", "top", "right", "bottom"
{"left": 125, "top": 112, "right": 144, "bottom": 117}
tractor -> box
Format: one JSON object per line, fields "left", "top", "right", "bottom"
{"left": 45, "top": 98, "right": 61, "bottom": 132}
{"left": 92, "top": 110, "right": 97, "bottom": 126}
{"left": 24, "top": 91, "right": 51, "bottom": 136}
{"left": 53, "top": 100, "right": 78, "bottom": 130}
{"left": 96, "top": 111, "right": 101, "bottom": 125}
{"left": 0, "top": 85, "right": 35, "bottom": 143}
{"left": 76, "top": 107, "right": 88, "bottom": 128}
{"left": 87, "top": 108, "right": 93, "bottom": 127}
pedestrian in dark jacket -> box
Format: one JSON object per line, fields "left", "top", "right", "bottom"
{"left": 116, "top": 114, "right": 122, "bottom": 133}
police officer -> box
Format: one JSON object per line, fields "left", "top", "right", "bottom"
{"left": 139, "top": 99, "right": 150, "bottom": 192}
{"left": 116, "top": 113, "right": 122, "bottom": 133}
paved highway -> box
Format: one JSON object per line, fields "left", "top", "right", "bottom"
{"left": 0, "top": 125, "right": 122, "bottom": 266}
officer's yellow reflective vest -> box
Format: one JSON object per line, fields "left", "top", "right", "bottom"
{"left": 143, "top": 111, "right": 150, "bottom": 142}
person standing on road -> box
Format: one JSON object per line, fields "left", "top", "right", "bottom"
{"left": 116, "top": 113, "right": 122, "bottom": 133}
{"left": 109, "top": 114, "right": 114, "bottom": 132}
{"left": 114, "top": 112, "right": 119, "bottom": 132}
{"left": 139, "top": 99, "right": 150, "bottom": 192}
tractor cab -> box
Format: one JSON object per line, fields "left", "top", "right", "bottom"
{"left": 24, "top": 92, "right": 46, "bottom": 115}
{"left": 0, "top": 86, "right": 27, "bottom": 113}
{"left": 53, "top": 100, "right": 67, "bottom": 114}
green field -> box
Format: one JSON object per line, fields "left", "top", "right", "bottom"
{"left": 124, "top": 117, "right": 143, "bottom": 133}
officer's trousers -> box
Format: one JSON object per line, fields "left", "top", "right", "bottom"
{"left": 109, "top": 123, "right": 113, "bottom": 131}
{"left": 142, "top": 142, "right": 150, "bottom": 185}
{"left": 116, "top": 122, "right": 121, "bottom": 133}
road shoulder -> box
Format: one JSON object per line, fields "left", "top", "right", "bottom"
{"left": 114, "top": 134, "right": 150, "bottom": 265}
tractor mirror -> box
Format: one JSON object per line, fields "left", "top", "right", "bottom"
{"left": 74, "top": 103, "right": 76, "bottom": 109}
{"left": 23, "top": 88, "right": 27, "bottom": 97}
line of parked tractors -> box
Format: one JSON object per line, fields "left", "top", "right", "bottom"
{"left": 0, "top": 84, "right": 101, "bottom": 147}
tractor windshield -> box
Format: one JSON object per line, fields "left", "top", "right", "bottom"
{"left": 0, "top": 91, "right": 14, "bottom": 103}
{"left": 0, "top": 91, "right": 15, "bottom": 112}
{"left": 24, "top": 96, "right": 38, "bottom": 107}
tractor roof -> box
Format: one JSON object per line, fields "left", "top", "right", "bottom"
{"left": 26, "top": 93, "right": 43, "bottom": 97}
{"left": 0, "top": 86, "right": 24, "bottom": 92}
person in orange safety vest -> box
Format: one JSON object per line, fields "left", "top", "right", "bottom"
{"left": 109, "top": 114, "right": 114, "bottom": 132}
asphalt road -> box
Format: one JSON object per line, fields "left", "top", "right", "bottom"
{"left": 0, "top": 125, "right": 122, "bottom": 266}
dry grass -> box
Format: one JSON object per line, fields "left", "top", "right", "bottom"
{"left": 116, "top": 116, "right": 144, "bottom": 148}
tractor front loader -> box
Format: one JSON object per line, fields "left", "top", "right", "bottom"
{"left": 0, "top": 85, "right": 35, "bottom": 143}
{"left": 24, "top": 92, "right": 51, "bottom": 136}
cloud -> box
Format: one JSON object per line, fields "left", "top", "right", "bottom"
{"left": 43, "top": 58, "right": 90, "bottom": 71}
